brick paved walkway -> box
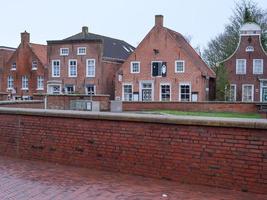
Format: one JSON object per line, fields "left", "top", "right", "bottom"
{"left": 0, "top": 156, "right": 266, "bottom": 200}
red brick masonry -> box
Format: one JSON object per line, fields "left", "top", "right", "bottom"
{"left": 0, "top": 108, "right": 266, "bottom": 194}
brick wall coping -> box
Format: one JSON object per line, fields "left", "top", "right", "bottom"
{"left": 0, "top": 100, "right": 44, "bottom": 105}
{"left": 0, "top": 107, "right": 266, "bottom": 130}
{"left": 122, "top": 101, "right": 259, "bottom": 105}
{"left": 33, "top": 94, "right": 110, "bottom": 97}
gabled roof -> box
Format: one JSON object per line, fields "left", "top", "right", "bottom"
{"left": 166, "top": 28, "right": 216, "bottom": 78}
{"left": 0, "top": 46, "right": 16, "bottom": 51}
{"left": 30, "top": 43, "right": 47, "bottom": 66}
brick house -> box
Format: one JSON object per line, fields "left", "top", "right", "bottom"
{"left": 221, "top": 22, "right": 267, "bottom": 102}
{"left": 115, "top": 15, "right": 215, "bottom": 102}
{"left": 2, "top": 32, "right": 47, "bottom": 99}
{"left": 46, "top": 26, "right": 134, "bottom": 100}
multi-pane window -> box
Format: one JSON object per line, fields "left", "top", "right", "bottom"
{"left": 86, "top": 59, "right": 96, "bottom": 77}
{"left": 50, "top": 85, "right": 61, "bottom": 94}
{"left": 123, "top": 84, "right": 133, "bottom": 101}
{"left": 236, "top": 59, "right": 246, "bottom": 74}
{"left": 22, "top": 76, "right": 29, "bottom": 89}
{"left": 52, "top": 60, "right": 60, "bottom": 77}
{"left": 77, "top": 47, "right": 86, "bottom": 55}
{"left": 7, "top": 76, "right": 14, "bottom": 89}
{"left": 32, "top": 60, "right": 38, "bottom": 70}
{"left": 86, "top": 84, "right": 95, "bottom": 95}
{"left": 160, "top": 84, "right": 170, "bottom": 101}
{"left": 65, "top": 84, "right": 75, "bottom": 94}
{"left": 152, "top": 61, "right": 167, "bottom": 77}
{"left": 180, "top": 83, "right": 191, "bottom": 101}
{"left": 242, "top": 84, "right": 254, "bottom": 102}
{"left": 68, "top": 60, "right": 77, "bottom": 77}
{"left": 175, "top": 60, "right": 185, "bottom": 73}
{"left": 37, "top": 76, "right": 44, "bottom": 90}
{"left": 11, "top": 63, "right": 16, "bottom": 70}
{"left": 60, "top": 48, "right": 69, "bottom": 56}
{"left": 253, "top": 59, "right": 263, "bottom": 74}
{"left": 229, "top": 84, "right": 236, "bottom": 101}
{"left": 131, "top": 62, "right": 140, "bottom": 73}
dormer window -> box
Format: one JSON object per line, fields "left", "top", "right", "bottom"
{"left": 60, "top": 48, "right": 69, "bottom": 56}
{"left": 11, "top": 63, "right": 16, "bottom": 71}
{"left": 32, "top": 60, "right": 38, "bottom": 70}
{"left": 246, "top": 46, "right": 254, "bottom": 52}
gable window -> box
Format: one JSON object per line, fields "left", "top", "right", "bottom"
{"left": 52, "top": 60, "right": 60, "bottom": 77}
{"left": 175, "top": 60, "right": 185, "bottom": 73}
{"left": 152, "top": 61, "right": 167, "bottom": 77}
{"left": 131, "top": 61, "right": 140, "bottom": 73}
{"left": 160, "top": 84, "right": 171, "bottom": 101}
{"left": 11, "top": 63, "right": 16, "bottom": 71}
{"left": 37, "top": 76, "right": 44, "bottom": 90}
{"left": 253, "top": 59, "right": 263, "bottom": 74}
{"left": 86, "top": 84, "right": 95, "bottom": 95}
{"left": 242, "top": 84, "right": 254, "bottom": 102}
{"left": 7, "top": 76, "right": 14, "bottom": 89}
{"left": 123, "top": 84, "right": 133, "bottom": 101}
{"left": 86, "top": 59, "right": 96, "bottom": 77}
{"left": 68, "top": 59, "right": 77, "bottom": 77}
{"left": 229, "top": 84, "right": 236, "bottom": 101}
{"left": 32, "top": 60, "right": 38, "bottom": 70}
{"left": 77, "top": 47, "right": 86, "bottom": 55}
{"left": 179, "top": 83, "right": 191, "bottom": 102}
{"left": 236, "top": 59, "right": 246, "bottom": 74}
{"left": 246, "top": 46, "right": 254, "bottom": 52}
{"left": 64, "top": 84, "right": 75, "bottom": 94}
{"left": 60, "top": 48, "right": 69, "bottom": 56}
{"left": 22, "top": 76, "right": 29, "bottom": 90}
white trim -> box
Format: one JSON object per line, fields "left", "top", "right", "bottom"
{"left": 68, "top": 59, "right": 77, "bottom": 77}
{"left": 47, "top": 84, "right": 62, "bottom": 94}
{"left": 85, "top": 84, "right": 96, "bottom": 95}
{"left": 52, "top": 60, "right": 60, "bottom": 77}
{"left": 60, "top": 48, "right": 69, "bottom": 56}
{"left": 253, "top": 59, "right": 263, "bottom": 74}
{"left": 21, "top": 75, "right": 29, "bottom": 90}
{"left": 160, "top": 83, "right": 171, "bottom": 101}
{"left": 242, "top": 84, "right": 254, "bottom": 102}
{"left": 175, "top": 60, "right": 185, "bottom": 73}
{"left": 130, "top": 61, "right": 140, "bottom": 73}
{"left": 64, "top": 84, "right": 75, "bottom": 94}
{"left": 179, "top": 82, "right": 191, "bottom": 102}
{"left": 122, "top": 83, "right": 133, "bottom": 101}
{"left": 236, "top": 59, "right": 246, "bottom": 74}
{"left": 139, "top": 80, "right": 154, "bottom": 101}
{"left": 77, "top": 47, "right": 86, "bottom": 55}
{"left": 86, "top": 59, "right": 96, "bottom": 77}
{"left": 229, "top": 84, "right": 236, "bottom": 101}
{"left": 37, "top": 76, "right": 44, "bottom": 90}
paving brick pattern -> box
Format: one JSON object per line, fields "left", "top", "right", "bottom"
{"left": 0, "top": 156, "right": 266, "bottom": 200}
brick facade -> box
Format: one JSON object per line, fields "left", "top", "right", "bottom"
{"left": 222, "top": 23, "right": 267, "bottom": 102}
{"left": 115, "top": 15, "right": 215, "bottom": 102}
{"left": 0, "top": 108, "right": 266, "bottom": 194}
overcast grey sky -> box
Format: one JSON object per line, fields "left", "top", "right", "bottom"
{"left": 1, "top": 0, "right": 267, "bottom": 50}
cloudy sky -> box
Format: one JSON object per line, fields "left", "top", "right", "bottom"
{"left": 1, "top": 0, "right": 267, "bottom": 50}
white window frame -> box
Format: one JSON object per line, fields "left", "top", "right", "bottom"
{"left": 64, "top": 85, "right": 75, "bottom": 94}
{"left": 37, "top": 76, "right": 44, "bottom": 90}
{"left": 253, "top": 59, "right": 263, "bottom": 74}
{"left": 7, "top": 76, "right": 14, "bottom": 89}
{"left": 175, "top": 60, "right": 185, "bottom": 73}
{"left": 242, "top": 84, "right": 254, "bottom": 102}
{"left": 60, "top": 48, "right": 69, "bottom": 56}
{"left": 130, "top": 61, "right": 140, "bottom": 73}
{"left": 236, "top": 59, "right": 246, "bottom": 74}
{"left": 122, "top": 83, "right": 133, "bottom": 101}
{"left": 160, "top": 83, "right": 171, "bottom": 101}
{"left": 68, "top": 59, "right": 77, "bottom": 77}
{"left": 229, "top": 84, "right": 236, "bottom": 101}
{"left": 77, "top": 47, "right": 86, "bottom": 55}
{"left": 47, "top": 84, "right": 62, "bottom": 94}
{"left": 11, "top": 63, "right": 16, "bottom": 71}
{"left": 52, "top": 60, "right": 60, "bottom": 77}
{"left": 139, "top": 80, "right": 154, "bottom": 101}
{"left": 179, "top": 82, "right": 191, "bottom": 102}
{"left": 21, "top": 76, "right": 29, "bottom": 90}
{"left": 85, "top": 85, "right": 96, "bottom": 95}
{"left": 86, "top": 59, "right": 96, "bottom": 77}
{"left": 32, "top": 60, "right": 38, "bottom": 70}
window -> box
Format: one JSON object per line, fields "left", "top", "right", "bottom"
{"left": 48, "top": 85, "right": 61, "bottom": 94}
{"left": 131, "top": 61, "right": 140, "bottom": 73}
{"left": 86, "top": 84, "right": 95, "bottom": 95}
{"left": 7, "top": 76, "right": 14, "bottom": 89}
{"left": 242, "top": 84, "right": 254, "bottom": 102}
{"left": 60, "top": 48, "right": 69, "bottom": 56}
{"left": 86, "top": 59, "right": 96, "bottom": 77}
{"left": 68, "top": 59, "right": 77, "bottom": 77}
{"left": 179, "top": 83, "right": 191, "bottom": 101}
{"left": 32, "top": 60, "right": 38, "bottom": 70}
{"left": 64, "top": 84, "right": 75, "bottom": 94}
{"left": 229, "top": 84, "right": 236, "bottom": 101}
{"left": 152, "top": 61, "right": 167, "bottom": 77}
{"left": 236, "top": 59, "right": 246, "bottom": 74}
{"left": 77, "top": 47, "right": 86, "bottom": 55}
{"left": 175, "top": 60, "right": 185, "bottom": 73}
{"left": 246, "top": 46, "right": 254, "bottom": 52}
{"left": 52, "top": 60, "right": 60, "bottom": 77}
{"left": 37, "top": 76, "right": 44, "bottom": 90}
{"left": 123, "top": 84, "right": 133, "bottom": 101}
{"left": 253, "top": 59, "right": 263, "bottom": 74}
{"left": 11, "top": 63, "right": 16, "bottom": 70}
{"left": 22, "top": 76, "right": 29, "bottom": 90}
{"left": 160, "top": 84, "right": 171, "bottom": 101}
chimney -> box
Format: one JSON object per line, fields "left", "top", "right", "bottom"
{"left": 82, "top": 26, "right": 89, "bottom": 34}
{"left": 21, "top": 31, "right": 30, "bottom": 46}
{"left": 155, "top": 15, "right": 164, "bottom": 27}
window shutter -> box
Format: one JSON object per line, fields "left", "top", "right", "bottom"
{"left": 162, "top": 62, "right": 167, "bottom": 77}
{"left": 152, "top": 62, "right": 159, "bottom": 76}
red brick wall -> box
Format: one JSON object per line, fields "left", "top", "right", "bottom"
{"left": 122, "top": 101, "right": 258, "bottom": 113}
{"left": 0, "top": 101, "right": 44, "bottom": 109}
{"left": 0, "top": 109, "right": 266, "bottom": 194}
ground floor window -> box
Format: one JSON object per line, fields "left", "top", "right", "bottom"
{"left": 141, "top": 82, "right": 153, "bottom": 101}
{"left": 48, "top": 85, "right": 61, "bottom": 94}
{"left": 160, "top": 84, "right": 170, "bottom": 101}
{"left": 229, "top": 84, "right": 236, "bottom": 101}
{"left": 242, "top": 84, "right": 254, "bottom": 102}
{"left": 86, "top": 84, "right": 95, "bottom": 95}
{"left": 123, "top": 84, "right": 133, "bottom": 101}
{"left": 64, "top": 84, "right": 75, "bottom": 94}
{"left": 179, "top": 83, "right": 191, "bottom": 101}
